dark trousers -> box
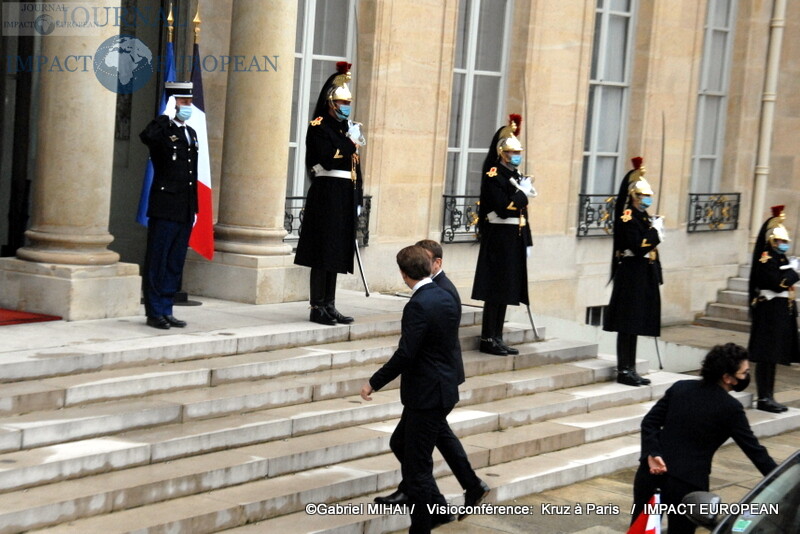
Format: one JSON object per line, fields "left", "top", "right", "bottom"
{"left": 617, "top": 332, "right": 638, "bottom": 371}
{"left": 143, "top": 217, "right": 192, "bottom": 317}
{"left": 632, "top": 463, "right": 700, "bottom": 534}
{"left": 389, "top": 406, "right": 454, "bottom": 534}
{"left": 756, "top": 362, "right": 777, "bottom": 400}
{"left": 481, "top": 302, "right": 507, "bottom": 340}
{"left": 396, "top": 418, "right": 481, "bottom": 495}
{"left": 310, "top": 268, "right": 337, "bottom": 307}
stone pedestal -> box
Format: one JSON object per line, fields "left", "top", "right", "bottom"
{"left": 0, "top": 258, "right": 140, "bottom": 321}
{"left": 0, "top": 0, "right": 141, "bottom": 320}
{"left": 183, "top": 251, "right": 307, "bottom": 304}
{"left": 184, "top": 0, "right": 298, "bottom": 303}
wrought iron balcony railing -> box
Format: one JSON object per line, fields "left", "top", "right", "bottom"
{"left": 687, "top": 193, "right": 740, "bottom": 233}
{"left": 577, "top": 193, "right": 616, "bottom": 237}
{"left": 284, "top": 195, "right": 372, "bottom": 248}
{"left": 441, "top": 195, "right": 480, "bottom": 243}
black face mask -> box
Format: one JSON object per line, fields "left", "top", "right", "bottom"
{"left": 732, "top": 373, "right": 751, "bottom": 392}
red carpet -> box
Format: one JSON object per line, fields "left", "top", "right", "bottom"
{"left": 0, "top": 308, "right": 61, "bottom": 326}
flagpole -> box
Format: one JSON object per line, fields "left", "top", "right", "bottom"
{"left": 167, "top": 3, "right": 174, "bottom": 43}
{"left": 193, "top": 7, "right": 201, "bottom": 44}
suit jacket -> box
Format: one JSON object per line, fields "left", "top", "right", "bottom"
{"left": 369, "top": 282, "right": 461, "bottom": 410}
{"left": 640, "top": 379, "right": 776, "bottom": 489}
{"left": 139, "top": 115, "right": 199, "bottom": 223}
{"left": 433, "top": 271, "right": 465, "bottom": 385}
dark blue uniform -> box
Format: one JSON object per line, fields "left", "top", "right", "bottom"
{"left": 139, "top": 115, "right": 199, "bottom": 318}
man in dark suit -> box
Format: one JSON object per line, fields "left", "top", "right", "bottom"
{"left": 631, "top": 343, "right": 777, "bottom": 533}
{"left": 372, "top": 240, "right": 488, "bottom": 521}
{"left": 139, "top": 81, "right": 198, "bottom": 330}
{"left": 361, "top": 245, "right": 479, "bottom": 532}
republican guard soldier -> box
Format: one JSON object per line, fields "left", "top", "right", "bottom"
{"left": 603, "top": 157, "right": 663, "bottom": 386}
{"left": 471, "top": 114, "right": 535, "bottom": 356}
{"left": 294, "top": 62, "right": 365, "bottom": 325}
{"left": 748, "top": 205, "right": 799, "bottom": 412}
{"left": 139, "top": 81, "right": 198, "bottom": 330}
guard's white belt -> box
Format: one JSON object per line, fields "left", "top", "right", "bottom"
{"left": 486, "top": 211, "right": 520, "bottom": 225}
{"left": 312, "top": 165, "right": 351, "bottom": 179}
{"left": 760, "top": 289, "right": 790, "bottom": 300}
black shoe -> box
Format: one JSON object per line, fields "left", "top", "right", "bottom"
{"left": 164, "top": 314, "right": 187, "bottom": 328}
{"left": 480, "top": 338, "right": 508, "bottom": 356}
{"left": 629, "top": 369, "right": 651, "bottom": 386}
{"left": 374, "top": 489, "right": 409, "bottom": 505}
{"left": 325, "top": 304, "right": 354, "bottom": 324}
{"left": 310, "top": 306, "right": 336, "bottom": 326}
{"left": 494, "top": 338, "right": 519, "bottom": 355}
{"left": 431, "top": 513, "right": 456, "bottom": 529}
{"left": 617, "top": 368, "right": 644, "bottom": 387}
{"left": 146, "top": 316, "right": 170, "bottom": 330}
{"left": 757, "top": 398, "right": 786, "bottom": 413}
{"left": 459, "top": 480, "right": 490, "bottom": 521}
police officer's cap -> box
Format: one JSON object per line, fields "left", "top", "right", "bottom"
{"left": 165, "top": 81, "right": 193, "bottom": 99}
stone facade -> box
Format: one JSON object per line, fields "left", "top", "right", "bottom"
{"left": 0, "top": 0, "right": 797, "bottom": 323}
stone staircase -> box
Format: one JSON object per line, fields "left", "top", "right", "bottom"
{"left": 696, "top": 264, "right": 800, "bottom": 333}
{"left": 0, "top": 299, "right": 798, "bottom": 533}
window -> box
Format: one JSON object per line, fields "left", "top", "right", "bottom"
{"left": 287, "top": 0, "right": 358, "bottom": 197}
{"left": 446, "top": 0, "right": 513, "bottom": 197}
{"left": 691, "top": 0, "right": 737, "bottom": 194}
{"left": 581, "top": 0, "right": 637, "bottom": 194}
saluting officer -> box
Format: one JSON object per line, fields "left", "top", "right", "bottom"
{"left": 139, "top": 81, "right": 198, "bottom": 330}
{"left": 748, "top": 205, "right": 799, "bottom": 412}
{"left": 294, "top": 61, "right": 365, "bottom": 325}
{"left": 471, "top": 114, "right": 535, "bottom": 356}
{"left": 603, "top": 157, "right": 663, "bottom": 386}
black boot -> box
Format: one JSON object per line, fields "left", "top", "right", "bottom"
{"left": 323, "top": 272, "right": 354, "bottom": 324}
{"left": 326, "top": 302, "right": 354, "bottom": 324}
{"left": 756, "top": 363, "right": 787, "bottom": 412}
{"left": 480, "top": 337, "right": 508, "bottom": 356}
{"left": 494, "top": 338, "right": 519, "bottom": 355}
{"left": 617, "top": 333, "right": 648, "bottom": 386}
{"left": 309, "top": 269, "right": 335, "bottom": 325}
{"left": 480, "top": 304, "right": 507, "bottom": 355}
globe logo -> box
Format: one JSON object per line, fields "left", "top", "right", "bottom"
{"left": 34, "top": 14, "right": 56, "bottom": 36}
{"left": 94, "top": 35, "right": 154, "bottom": 94}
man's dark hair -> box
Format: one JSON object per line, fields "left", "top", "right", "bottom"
{"left": 397, "top": 245, "right": 432, "bottom": 281}
{"left": 700, "top": 343, "right": 748, "bottom": 384}
{"left": 415, "top": 239, "right": 443, "bottom": 260}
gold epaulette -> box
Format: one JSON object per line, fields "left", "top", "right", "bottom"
{"left": 310, "top": 116, "right": 323, "bottom": 126}
{"left": 621, "top": 209, "right": 632, "bottom": 223}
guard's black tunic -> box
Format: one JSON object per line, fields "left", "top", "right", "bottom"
{"left": 294, "top": 115, "right": 364, "bottom": 274}
{"left": 139, "top": 115, "right": 198, "bottom": 223}
{"left": 471, "top": 163, "right": 532, "bottom": 306}
{"left": 748, "top": 250, "right": 799, "bottom": 365}
{"left": 603, "top": 207, "right": 662, "bottom": 337}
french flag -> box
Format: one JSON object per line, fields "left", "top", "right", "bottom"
{"left": 186, "top": 42, "right": 215, "bottom": 260}
{"left": 136, "top": 41, "right": 175, "bottom": 226}
{"left": 628, "top": 492, "right": 662, "bottom": 534}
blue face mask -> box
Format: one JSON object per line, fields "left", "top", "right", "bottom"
{"left": 640, "top": 196, "right": 653, "bottom": 209}
{"left": 176, "top": 106, "right": 192, "bottom": 122}
{"left": 509, "top": 154, "right": 523, "bottom": 167}
{"left": 776, "top": 243, "right": 790, "bottom": 254}
{"left": 335, "top": 104, "right": 351, "bottom": 120}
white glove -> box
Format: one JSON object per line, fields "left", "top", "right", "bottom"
{"left": 651, "top": 216, "right": 665, "bottom": 241}
{"left": 782, "top": 256, "right": 799, "bottom": 271}
{"left": 526, "top": 246, "right": 532, "bottom": 258}
{"left": 347, "top": 121, "right": 366, "bottom": 146}
{"left": 357, "top": 205, "right": 362, "bottom": 217}
{"left": 163, "top": 96, "right": 177, "bottom": 120}
{"left": 513, "top": 176, "right": 537, "bottom": 197}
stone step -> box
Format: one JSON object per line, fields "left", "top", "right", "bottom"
{"left": 694, "top": 315, "right": 751, "bottom": 333}
{"left": 727, "top": 277, "right": 749, "bottom": 293}
{"left": 0, "top": 321, "right": 538, "bottom": 415}
{"left": 0, "top": 334, "right": 577, "bottom": 456}
{"left": 0, "top": 365, "right": 657, "bottom": 532}
{"left": 705, "top": 302, "right": 750, "bottom": 322}
{"left": 717, "top": 288, "right": 749, "bottom": 307}
{"left": 31, "top": 405, "right": 800, "bottom": 534}
{"left": 0, "top": 352, "right": 605, "bottom": 494}
{"left": 0, "top": 308, "right": 481, "bottom": 384}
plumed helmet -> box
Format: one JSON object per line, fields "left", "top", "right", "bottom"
{"left": 627, "top": 157, "right": 654, "bottom": 197}
{"left": 766, "top": 205, "right": 791, "bottom": 245}
{"left": 496, "top": 114, "right": 524, "bottom": 156}
{"left": 311, "top": 61, "right": 353, "bottom": 119}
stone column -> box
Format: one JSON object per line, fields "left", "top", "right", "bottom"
{"left": 0, "top": 5, "right": 140, "bottom": 320}
{"left": 182, "top": 0, "right": 304, "bottom": 304}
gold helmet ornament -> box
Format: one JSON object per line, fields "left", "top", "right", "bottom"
{"left": 496, "top": 114, "right": 524, "bottom": 156}
{"left": 766, "top": 205, "right": 791, "bottom": 245}
{"left": 627, "top": 157, "right": 654, "bottom": 197}
{"left": 328, "top": 61, "right": 352, "bottom": 103}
